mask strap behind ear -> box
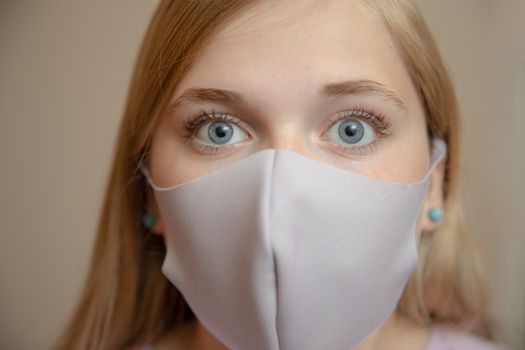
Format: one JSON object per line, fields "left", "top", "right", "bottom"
{"left": 430, "top": 138, "right": 447, "bottom": 165}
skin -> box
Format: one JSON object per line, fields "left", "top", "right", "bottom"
{"left": 146, "top": 0, "right": 446, "bottom": 348}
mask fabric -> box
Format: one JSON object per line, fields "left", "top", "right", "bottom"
{"left": 140, "top": 138, "right": 447, "bottom": 350}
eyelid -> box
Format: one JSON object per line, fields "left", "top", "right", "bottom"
{"left": 183, "top": 110, "right": 253, "bottom": 138}
{"left": 185, "top": 108, "right": 390, "bottom": 134}
{"left": 321, "top": 108, "right": 391, "bottom": 137}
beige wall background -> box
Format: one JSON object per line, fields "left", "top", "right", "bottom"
{"left": 0, "top": 1, "right": 523, "bottom": 349}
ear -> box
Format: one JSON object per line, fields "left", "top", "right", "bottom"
{"left": 145, "top": 189, "right": 167, "bottom": 236}
{"left": 417, "top": 154, "right": 447, "bottom": 234}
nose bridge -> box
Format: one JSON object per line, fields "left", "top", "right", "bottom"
{"left": 265, "top": 121, "right": 313, "bottom": 158}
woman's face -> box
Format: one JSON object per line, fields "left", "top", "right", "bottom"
{"left": 149, "top": 0, "right": 444, "bottom": 237}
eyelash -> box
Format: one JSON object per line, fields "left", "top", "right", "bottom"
{"left": 182, "top": 108, "right": 391, "bottom": 155}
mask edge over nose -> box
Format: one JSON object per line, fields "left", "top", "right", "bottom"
{"left": 140, "top": 138, "right": 447, "bottom": 191}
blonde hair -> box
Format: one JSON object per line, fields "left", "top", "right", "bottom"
{"left": 56, "top": 1, "right": 493, "bottom": 349}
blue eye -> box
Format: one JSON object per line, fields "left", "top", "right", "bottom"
{"left": 326, "top": 118, "right": 376, "bottom": 147}
{"left": 195, "top": 120, "right": 248, "bottom": 146}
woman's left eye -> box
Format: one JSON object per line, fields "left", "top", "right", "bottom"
{"left": 325, "top": 118, "right": 375, "bottom": 147}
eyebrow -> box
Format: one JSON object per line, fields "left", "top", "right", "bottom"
{"left": 168, "top": 79, "right": 407, "bottom": 111}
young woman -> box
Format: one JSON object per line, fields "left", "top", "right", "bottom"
{"left": 56, "top": 1, "right": 509, "bottom": 349}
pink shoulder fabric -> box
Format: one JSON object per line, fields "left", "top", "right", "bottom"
{"left": 426, "top": 326, "right": 510, "bottom": 350}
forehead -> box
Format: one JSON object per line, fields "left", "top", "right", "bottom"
{"left": 174, "top": 0, "right": 418, "bottom": 112}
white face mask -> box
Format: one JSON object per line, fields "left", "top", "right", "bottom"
{"left": 141, "top": 138, "right": 447, "bottom": 350}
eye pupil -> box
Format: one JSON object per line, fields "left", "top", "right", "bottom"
{"left": 338, "top": 119, "right": 364, "bottom": 144}
{"left": 215, "top": 126, "right": 227, "bottom": 137}
{"left": 208, "top": 121, "right": 233, "bottom": 144}
{"left": 345, "top": 124, "right": 358, "bottom": 136}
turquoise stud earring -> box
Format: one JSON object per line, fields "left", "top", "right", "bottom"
{"left": 427, "top": 207, "right": 443, "bottom": 222}
{"left": 143, "top": 212, "right": 156, "bottom": 229}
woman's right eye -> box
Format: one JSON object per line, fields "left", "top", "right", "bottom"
{"left": 195, "top": 120, "right": 249, "bottom": 146}
{"left": 182, "top": 112, "right": 251, "bottom": 154}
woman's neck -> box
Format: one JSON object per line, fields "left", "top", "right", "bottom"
{"left": 193, "top": 319, "right": 229, "bottom": 350}
{"left": 157, "top": 311, "right": 432, "bottom": 350}
{"left": 354, "top": 311, "right": 432, "bottom": 350}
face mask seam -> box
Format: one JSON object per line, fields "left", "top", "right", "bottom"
{"left": 268, "top": 150, "right": 283, "bottom": 350}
